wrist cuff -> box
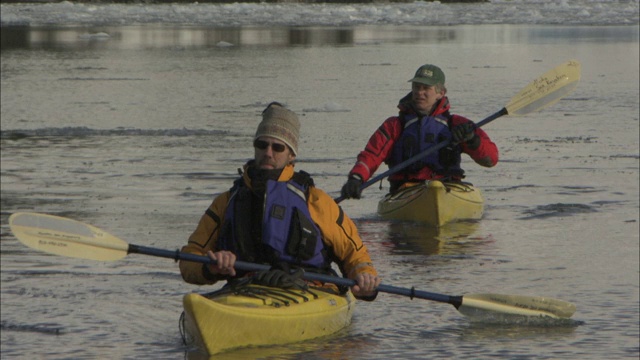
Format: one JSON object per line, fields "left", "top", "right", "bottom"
{"left": 349, "top": 174, "right": 363, "bottom": 182}
{"left": 202, "top": 263, "right": 228, "bottom": 282}
{"left": 466, "top": 135, "right": 481, "bottom": 150}
{"left": 355, "top": 291, "right": 379, "bottom": 302}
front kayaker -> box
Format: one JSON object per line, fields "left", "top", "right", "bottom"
{"left": 341, "top": 63, "right": 499, "bottom": 198}
{"left": 179, "top": 102, "right": 380, "bottom": 300}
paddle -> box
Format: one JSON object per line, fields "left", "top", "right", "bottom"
{"left": 334, "top": 59, "right": 582, "bottom": 203}
{"left": 9, "top": 212, "right": 576, "bottom": 320}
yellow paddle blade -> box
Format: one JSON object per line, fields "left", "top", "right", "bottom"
{"left": 459, "top": 293, "right": 576, "bottom": 320}
{"left": 505, "top": 59, "right": 581, "bottom": 116}
{"left": 8, "top": 212, "right": 129, "bottom": 261}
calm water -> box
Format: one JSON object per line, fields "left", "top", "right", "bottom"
{"left": 1, "top": 24, "right": 639, "bottom": 359}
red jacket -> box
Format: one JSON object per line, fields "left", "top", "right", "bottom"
{"left": 348, "top": 95, "right": 499, "bottom": 184}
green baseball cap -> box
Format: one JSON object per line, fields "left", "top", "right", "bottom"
{"left": 408, "top": 64, "right": 445, "bottom": 86}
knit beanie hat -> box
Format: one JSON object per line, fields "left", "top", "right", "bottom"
{"left": 254, "top": 102, "right": 300, "bottom": 156}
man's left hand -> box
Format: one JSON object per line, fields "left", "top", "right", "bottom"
{"left": 350, "top": 272, "right": 380, "bottom": 299}
{"left": 451, "top": 122, "right": 480, "bottom": 149}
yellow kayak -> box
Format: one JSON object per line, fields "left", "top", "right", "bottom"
{"left": 181, "top": 282, "right": 355, "bottom": 355}
{"left": 377, "top": 180, "right": 484, "bottom": 226}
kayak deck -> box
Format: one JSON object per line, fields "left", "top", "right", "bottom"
{"left": 377, "top": 180, "right": 484, "bottom": 226}
{"left": 181, "top": 282, "right": 355, "bottom": 355}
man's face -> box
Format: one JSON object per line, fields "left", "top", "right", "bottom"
{"left": 253, "top": 136, "right": 296, "bottom": 170}
{"left": 411, "top": 82, "right": 444, "bottom": 114}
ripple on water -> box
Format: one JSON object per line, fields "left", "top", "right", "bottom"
{"left": 519, "top": 203, "right": 598, "bottom": 220}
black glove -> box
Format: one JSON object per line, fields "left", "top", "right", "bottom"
{"left": 253, "top": 268, "right": 308, "bottom": 290}
{"left": 451, "top": 122, "right": 480, "bottom": 149}
{"left": 341, "top": 175, "right": 363, "bottom": 199}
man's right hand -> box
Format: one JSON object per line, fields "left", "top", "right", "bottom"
{"left": 341, "top": 175, "right": 363, "bottom": 199}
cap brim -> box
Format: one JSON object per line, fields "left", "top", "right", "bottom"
{"left": 408, "top": 77, "right": 440, "bottom": 86}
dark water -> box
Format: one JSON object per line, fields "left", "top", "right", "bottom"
{"left": 1, "top": 24, "right": 638, "bottom": 359}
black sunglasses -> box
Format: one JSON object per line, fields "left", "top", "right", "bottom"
{"left": 254, "top": 139, "right": 287, "bottom": 153}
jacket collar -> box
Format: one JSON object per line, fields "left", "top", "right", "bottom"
{"left": 241, "top": 161, "right": 295, "bottom": 189}
{"left": 397, "top": 92, "right": 451, "bottom": 117}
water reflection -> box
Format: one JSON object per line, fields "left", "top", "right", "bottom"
{"left": 0, "top": 26, "right": 352, "bottom": 50}
{"left": 1, "top": 25, "right": 457, "bottom": 50}
{"left": 459, "top": 321, "right": 579, "bottom": 341}
{"left": 386, "top": 220, "right": 483, "bottom": 256}
{"left": 3, "top": 25, "right": 636, "bottom": 51}
{"left": 357, "top": 219, "right": 483, "bottom": 257}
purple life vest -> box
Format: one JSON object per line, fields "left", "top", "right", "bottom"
{"left": 388, "top": 114, "right": 462, "bottom": 175}
{"left": 217, "top": 176, "right": 329, "bottom": 270}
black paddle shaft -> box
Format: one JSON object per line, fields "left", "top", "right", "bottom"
{"left": 127, "top": 244, "right": 463, "bottom": 307}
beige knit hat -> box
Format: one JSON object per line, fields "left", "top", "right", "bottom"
{"left": 254, "top": 102, "right": 300, "bottom": 155}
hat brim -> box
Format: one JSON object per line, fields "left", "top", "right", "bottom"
{"left": 408, "top": 77, "right": 441, "bottom": 86}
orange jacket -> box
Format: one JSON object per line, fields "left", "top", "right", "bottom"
{"left": 179, "top": 163, "right": 377, "bottom": 285}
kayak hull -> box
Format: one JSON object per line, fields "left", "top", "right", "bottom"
{"left": 182, "top": 283, "right": 355, "bottom": 355}
{"left": 377, "top": 181, "right": 484, "bottom": 226}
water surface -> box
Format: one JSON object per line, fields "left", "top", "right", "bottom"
{"left": 1, "top": 23, "right": 639, "bottom": 359}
